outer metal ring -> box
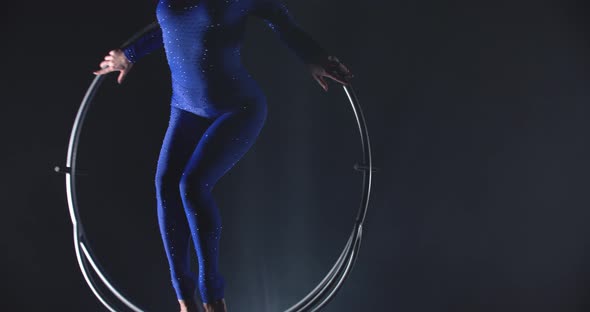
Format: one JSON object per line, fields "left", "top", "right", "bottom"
{"left": 57, "top": 22, "right": 374, "bottom": 312}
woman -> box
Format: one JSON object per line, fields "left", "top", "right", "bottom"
{"left": 94, "top": 0, "right": 352, "bottom": 311}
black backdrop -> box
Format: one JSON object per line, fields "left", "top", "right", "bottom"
{"left": 3, "top": 0, "right": 590, "bottom": 311}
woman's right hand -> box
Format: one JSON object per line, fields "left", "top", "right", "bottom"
{"left": 309, "top": 55, "right": 353, "bottom": 92}
{"left": 93, "top": 49, "right": 133, "bottom": 84}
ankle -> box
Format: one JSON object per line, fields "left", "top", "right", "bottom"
{"left": 202, "top": 298, "right": 227, "bottom": 312}
{"left": 179, "top": 298, "right": 199, "bottom": 312}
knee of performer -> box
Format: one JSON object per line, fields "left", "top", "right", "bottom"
{"left": 155, "top": 169, "right": 182, "bottom": 194}
{"left": 178, "top": 173, "right": 213, "bottom": 198}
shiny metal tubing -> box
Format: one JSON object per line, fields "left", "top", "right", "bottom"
{"left": 285, "top": 85, "right": 373, "bottom": 312}
{"left": 65, "top": 73, "right": 145, "bottom": 312}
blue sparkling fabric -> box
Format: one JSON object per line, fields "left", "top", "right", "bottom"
{"left": 124, "top": 0, "right": 327, "bottom": 117}
{"left": 123, "top": 0, "right": 327, "bottom": 303}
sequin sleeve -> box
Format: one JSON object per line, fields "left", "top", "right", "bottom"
{"left": 122, "top": 25, "right": 164, "bottom": 64}
{"left": 251, "top": 0, "right": 329, "bottom": 65}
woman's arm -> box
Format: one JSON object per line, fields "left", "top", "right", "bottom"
{"left": 251, "top": 0, "right": 328, "bottom": 66}
{"left": 122, "top": 25, "right": 164, "bottom": 64}
{"left": 93, "top": 25, "right": 164, "bottom": 84}
{"left": 251, "top": 0, "right": 353, "bottom": 91}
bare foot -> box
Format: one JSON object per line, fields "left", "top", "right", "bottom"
{"left": 179, "top": 299, "right": 201, "bottom": 312}
{"left": 202, "top": 298, "right": 227, "bottom": 312}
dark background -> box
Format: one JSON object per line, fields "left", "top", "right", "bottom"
{"left": 3, "top": 0, "right": 590, "bottom": 311}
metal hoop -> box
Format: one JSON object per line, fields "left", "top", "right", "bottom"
{"left": 55, "top": 22, "right": 375, "bottom": 312}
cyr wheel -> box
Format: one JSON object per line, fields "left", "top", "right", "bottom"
{"left": 55, "top": 21, "right": 376, "bottom": 312}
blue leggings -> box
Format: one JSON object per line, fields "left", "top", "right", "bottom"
{"left": 154, "top": 100, "right": 267, "bottom": 303}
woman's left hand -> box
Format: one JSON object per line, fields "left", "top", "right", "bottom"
{"left": 309, "top": 56, "right": 353, "bottom": 91}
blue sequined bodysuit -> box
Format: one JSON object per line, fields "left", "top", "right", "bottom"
{"left": 124, "top": 0, "right": 326, "bottom": 118}
{"left": 122, "top": 0, "right": 327, "bottom": 304}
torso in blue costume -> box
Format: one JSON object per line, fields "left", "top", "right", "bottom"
{"left": 124, "top": 0, "right": 327, "bottom": 118}
{"left": 122, "top": 0, "right": 328, "bottom": 305}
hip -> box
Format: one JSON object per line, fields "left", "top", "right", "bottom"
{"left": 170, "top": 81, "right": 267, "bottom": 119}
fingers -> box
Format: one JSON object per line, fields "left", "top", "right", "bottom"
{"left": 313, "top": 73, "right": 328, "bottom": 91}
{"left": 324, "top": 63, "right": 353, "bottom": 86}
{"left": 117, "top": 70, "right": 127, "bottom": 84}
{"left": 93, "top": 66, "right": 113, "bottom": 75}
{"left": 93, "top": 61, "right": 114, "bottom": 75}
{"left": 324, "top": 71, "right": 350, "bottom": 86}
{"left": 94, "top": 65, "right": 130, "bottom": 84}
{"left": 93, "top": 49, "right": 132, "bottom": 81}
{"left": 338, "top": 63, "right": 353, "bottom": 79}
{"left": 323, "top": 56, "right": 354, "bottom": 86}
{"left": 100, "top": 60, "right": 113, "bottom": 69}
{"left": 328, "top": 55, "right": 340, "bottom": 63}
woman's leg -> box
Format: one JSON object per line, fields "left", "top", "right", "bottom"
{"left": 179, "top": 100, "right": 268, "bottom": 304}
{"left": 155, "top": 106, "right": 214, "bottom": 302}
